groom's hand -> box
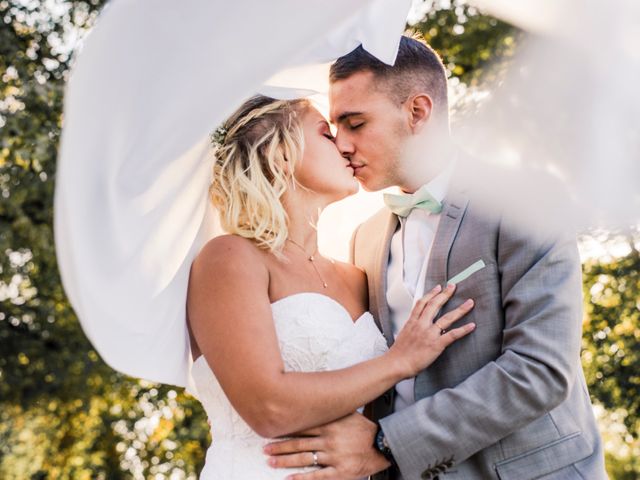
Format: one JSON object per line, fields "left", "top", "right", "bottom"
{"left": 264, "top": 412, "right": 390, "bottom": 480}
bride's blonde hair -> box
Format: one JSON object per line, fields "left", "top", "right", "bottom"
{"left": 209, "top": 95, "right": 310, "bottom": 253}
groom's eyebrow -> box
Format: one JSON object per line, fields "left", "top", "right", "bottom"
{"left": 333, "top": 111, "right": 363, "bottom": 125}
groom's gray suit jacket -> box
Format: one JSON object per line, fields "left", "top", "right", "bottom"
{"left": 351, "top": 168, "right": 607, "bottom": 480}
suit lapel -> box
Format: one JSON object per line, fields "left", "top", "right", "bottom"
{"left": 424, "top": 187, "right": 469, "bottom": 292}
{"left": 373, "top": 210, "right": 398, "bottom": 347}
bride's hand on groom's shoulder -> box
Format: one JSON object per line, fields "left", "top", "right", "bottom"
{"left": 388, "top": 284, "right": 476, "bottom": 379}
{"left": 264, "top": 412, "right": 388, "bottom": 480}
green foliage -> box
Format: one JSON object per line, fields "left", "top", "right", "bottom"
{"left": 0, "top": 383, "right": 209, "bottom": 479}
{"left": 1, "top": 0, "right": 637, "bottom": 478}
{"left": 580, "top": 232, "right": 640, "bottom": 477}
{"left": 1, "top": 1, "right": 209, "bottom": 477}
{"left": 582, "top": 240, "right": 640, "bottom": 435}
{"left": 409, "top": 0, "right": 522, "bottom": 85}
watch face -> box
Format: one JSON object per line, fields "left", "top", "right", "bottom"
{"left": 382, "top": 435, "right": 390, "bottom": 450}
{"left": 376, "top": 429, "right": 386, "bottom": 452}
{"left": 376, "top": 429, "right": 392, "bottom": 457}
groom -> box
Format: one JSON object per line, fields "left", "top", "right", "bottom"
{"left": 266, "top": 36, "right": 607, "bottom": 479}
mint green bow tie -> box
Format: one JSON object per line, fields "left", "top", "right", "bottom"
{"left": 383, "top": 185, "right": 443, "bottom": 217}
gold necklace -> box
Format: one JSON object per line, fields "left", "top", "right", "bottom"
{"left": 286, "top": 238, "right": 328, "bottom": 289}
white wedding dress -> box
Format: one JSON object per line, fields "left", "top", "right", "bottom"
{"left": 191, "top": 292, "right": 389, "bottom": 479}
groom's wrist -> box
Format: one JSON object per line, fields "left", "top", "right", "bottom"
{"left": 374, "top": 422, "right": 396, "bottom": 467}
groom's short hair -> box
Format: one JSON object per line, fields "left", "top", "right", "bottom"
{"left": 330, "top": 35, "right": 448, "bottom": 116}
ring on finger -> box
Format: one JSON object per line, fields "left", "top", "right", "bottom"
{"left": 311, "top": 451, "right": 319, "bottom": 467}
{"left": 435, "top": 322, "right": 446, "bottom": 335}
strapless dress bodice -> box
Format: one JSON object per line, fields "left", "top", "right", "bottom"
{"left": 190, "top": 292, "right": 389, "bottom": 479}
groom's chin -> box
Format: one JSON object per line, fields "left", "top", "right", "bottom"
{"left": 356, "top": 179, "right": 381, "bottom": 193}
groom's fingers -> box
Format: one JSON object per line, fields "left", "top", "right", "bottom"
{"left": 292, "top": 426, "right": 323, "bottom": 436}
{"left": 267, "top": 451, "right": 327, "bottom": 469}
{"left": 287, "top": 466, "right": 339, "bottom": 480}
{"left": 264, "top": 437, "right": 324, "bottom": 456}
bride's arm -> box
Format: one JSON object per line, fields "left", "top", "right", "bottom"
{"left": 187, "top": 236, "right": 474, "bottom": 438}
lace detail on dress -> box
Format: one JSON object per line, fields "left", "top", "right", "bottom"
{"left": 190, "top": 293, "right": 389, "bottom": 479}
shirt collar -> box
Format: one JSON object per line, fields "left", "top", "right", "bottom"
{"left": 425, "top": 160, "right": 455, "bottom": 204}
{"left": 398, "top": 158, "right": 455, "bottom": 204}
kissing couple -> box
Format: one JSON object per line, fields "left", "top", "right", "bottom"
{"left": 186, "top": 36, "right": 606, "bottom": 480}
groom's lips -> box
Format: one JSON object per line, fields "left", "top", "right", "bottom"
{"left": 350, "top": 163, "right": 365, "bottom": 175}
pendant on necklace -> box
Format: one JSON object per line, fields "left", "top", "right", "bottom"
{"left": 286, "top": 238, "right": 327, "bottom": 289}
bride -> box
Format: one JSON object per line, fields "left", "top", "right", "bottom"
{"left": 186, "top": 94, "right": 476, "bottom": 479}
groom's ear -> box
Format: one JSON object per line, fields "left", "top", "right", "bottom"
{"left": 407, "top": 94, "right": 433, "bottom": 133}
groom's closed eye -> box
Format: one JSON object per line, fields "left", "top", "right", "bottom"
{"left": 334, "top": 111, "right": 364, "bottom": 126}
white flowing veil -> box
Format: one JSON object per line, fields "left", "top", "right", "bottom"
{"left": 55, "top": 0, "right": 640, "bottom": 396}
{"left": 54, "top": 0, "right": 412, "bottom": 394}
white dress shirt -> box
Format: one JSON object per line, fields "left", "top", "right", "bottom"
{"left": 386, "top": 166, "right": 453, "bottom": 412}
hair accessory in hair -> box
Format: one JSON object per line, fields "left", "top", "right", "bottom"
{"left": 211, "top": 125, "right": 228, "bottom": 148}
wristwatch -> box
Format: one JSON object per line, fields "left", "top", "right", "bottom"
{"left": 374, "top": 422, "right": 396, "bottom": 466}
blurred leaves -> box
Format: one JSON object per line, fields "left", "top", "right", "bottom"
{"left": 581, "top": 231, "right": 640, "bottom": 437}
{"left": 410, "top": 0, "right": 522, "bottom": 86}
{"left": 0, "top": 0, "right": 209, "bottom": 477}
{"left": 0, "top": 0, "right": 637, "bottom": 478}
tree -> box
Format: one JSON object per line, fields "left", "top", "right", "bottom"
{"left": 2, "top": 0, "right": 637, "bottom": 478}
{"left": 409, "top": 0, "right": 521, "bottom": 86}
{"left": 581, "top": 229, "right": 640, "bottom": 478}
{"left": 1, "top": 1, "right": 208, "bottom": 477}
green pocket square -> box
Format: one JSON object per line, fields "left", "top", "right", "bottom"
{"left": 447, "top": 260, "right": 486, "bottom": 285}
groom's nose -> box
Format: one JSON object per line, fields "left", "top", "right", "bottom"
{"left": 334, "top": 131, "right": 355, "bottom": 158}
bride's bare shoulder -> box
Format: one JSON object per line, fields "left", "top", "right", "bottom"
{"left": 192, "top": 234, "right": 268, "bottom": 278}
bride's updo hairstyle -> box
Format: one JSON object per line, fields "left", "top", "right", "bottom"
{"left": 209, "top": 95, "right": 310, "bottom": 253}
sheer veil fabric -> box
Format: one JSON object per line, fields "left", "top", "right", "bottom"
{"left": 57, "top": 0, "right": 637, "bottom": 395}
{"left": 54, "top": 0, "right": 412, "bottom": 393}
